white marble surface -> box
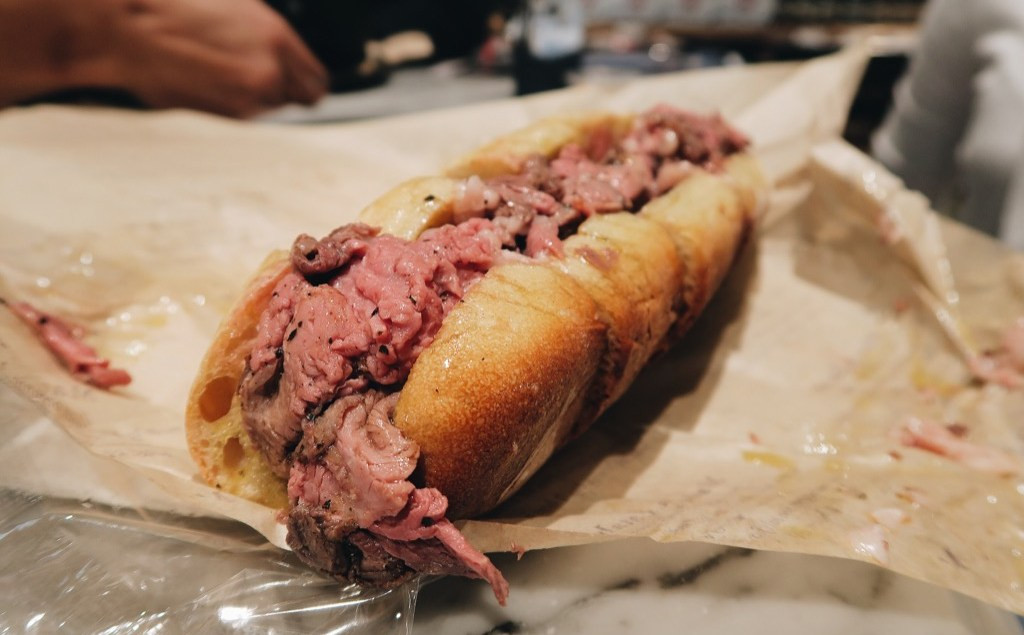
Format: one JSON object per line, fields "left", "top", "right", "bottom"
{"left": 413, "top": 539, "right": 1024, "bottom": 635}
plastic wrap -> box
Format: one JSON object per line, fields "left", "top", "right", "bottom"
{"left": 0, "top": 489, "right": 417, "bottom": 633}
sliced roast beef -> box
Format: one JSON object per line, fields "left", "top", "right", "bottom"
{"left": 525, "top": 214, "right": 562, "bottom": 258}
{"left": 242, "top": 221, "right": 503, "bottom": 475}
{"left": 284, "top": 388, "right": 506, "bottom": 599}
{"left": 449, "top": 104, "right": 748, "bottom": 254}
{"left": 286, "top": 510, "right": 415, "bottom": 587}
{"left": 291, "top": 223, "right": 379, "bottom": 278}
{"left": 346, "top": 531, "right": 417, "bottom": 586}
{"left": 551, "top": 144, "right": 654, "bottom": 215}
{"left": 289, "top": 391, "right": 413, "bottom": 528}
{"left": 519, "top": 154, "right": 565, "bottom": 196}
{"left": 247, "top": 272, "right": 308, "bottom": 375}
{"left": 239, "top": 356, "right": 296, "bottom": 477}
{"left": 6, "top": 300, "right": 132, "bottom": 389}
{"left": 370, "top": 488, "right": 510, "bottom": 603}
{"left": 452, "top": 174, "right": 572, "bottom": 251}
{"left": 240, "top": 272, "right": 313, "bottom": 476}
{"left": 623, "top": 104, "right": 749, "bottom": 170}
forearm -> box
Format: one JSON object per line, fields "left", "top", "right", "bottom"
{"left": 0, "top": 0, "right": 122, "bottom": 106}
{"left": 0, "top": 0, "right": 326, "bottom": 117}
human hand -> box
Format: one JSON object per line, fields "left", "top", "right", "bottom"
{"left": 106, "top": 0, "right": 328, "bottom": 117}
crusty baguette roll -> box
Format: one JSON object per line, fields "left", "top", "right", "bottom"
{"left": 554, "top": 212, "right": 683, "bottom": 429}
{"left": 641, "top": 153, "right": 762, "bottom": 339}
{"left": 358, "top": 176, "right": 458, "bottom": 241}
{"left": 185, "top": 106, "right": 765, "bottom": 598}
{"left": 186, "top": 251, "right": 290, "bottom": 509}
{"left": 395, "top": 263, "right": 606, "bottom": 518}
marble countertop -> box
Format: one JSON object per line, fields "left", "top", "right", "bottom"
{"left": 414, "top": 539, "right": 1023, "bottom": 635}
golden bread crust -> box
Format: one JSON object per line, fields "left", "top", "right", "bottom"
{"left": 358, "top": 176, "right": 457, "bottom": 239}
{"left": 445, "top": 113, "right": 632, "bottom": 179}
{"left": 393, "top": 263, "right": 606, "bottom": 519}
{"left": 184, "top": 108, "right": 765, "bottom": 526}
{"left": 552, "top": 212, "right": 683, "bottom": 428}
{"left": 639, "top": 153, "right": 764, "bottom": 339}
{"left": 185, "top": 251, "right": 290, "bottom": 509}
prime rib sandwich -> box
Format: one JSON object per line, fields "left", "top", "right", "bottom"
{"left": 185, "top": 104, "right": 765, "bottom": 603}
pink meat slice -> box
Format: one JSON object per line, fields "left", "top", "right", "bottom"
{"left": 450, "top": 104, "right": 749, "bottom": 253}
{"left": 898, "top": 417, "right": 1019, "bottom": 475}
{"left": 287, "top": 390, "right": 510, "bottom": 603}
{"left": 288, "top": 392, "right": 415, "bottom": 528}
{"left": 372, "top": 488, "right": 510, "bottom": 605}
{"left": 5, "top": 300, "right": 131, "bottom": 388}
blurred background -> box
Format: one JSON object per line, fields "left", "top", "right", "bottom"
{"left": 263, "top": 0, "right": 924, "bottom": 150}
{"left": 34, "top": 0, "right": 1016, "bottom": 242}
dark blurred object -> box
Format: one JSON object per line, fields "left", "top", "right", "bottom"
{"left": 513, "top": 41, "right": 581, "bottom": 94}
{"left": 365, "top": 0, "right": 502, "bottom": 61}
{"left": 263, "top": 0, "right": 914, "bottom": 155}
{"left": 266, "top": 1, "right": 374, "bottom": 91}
{"left": 843, "top": 53, "right": 907, "bottom": 150}
{"left": 582, "top": 17, "right": 918, "bottom": 151}
{"left": 267, "top": 0, "right": 511, "bottom": 92}
{"left": 512, "top": 0, "right": 585, "bottom": 95}
{"left": 776, "top": 0, "right": 925, "bottom": 23}
{"left": 17, "top": 88, "right": 147, "bottom": 110}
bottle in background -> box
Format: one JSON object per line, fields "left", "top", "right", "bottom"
{"left": 513, "top": 0, "right": 585, "bottom": 95}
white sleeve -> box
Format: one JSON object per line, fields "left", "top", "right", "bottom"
{"left": 994, "top": 137, "right": 1024, "bottom": 251}
{"left": 871, "top": 0, "right": 978, "bottom": 205}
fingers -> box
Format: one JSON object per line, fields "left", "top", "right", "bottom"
{"left": 131, "top": 32, "right": 284, "bottom": 118}
{"left": 109, "top": 0, "right": 329, "bottom": 118}
{"left": 231, "top": 7, "right": 328, "bottom": 114}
